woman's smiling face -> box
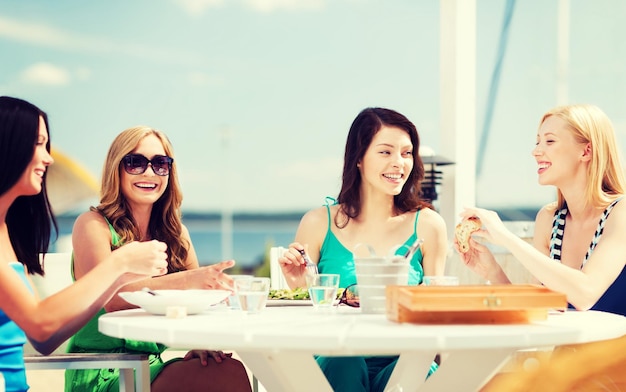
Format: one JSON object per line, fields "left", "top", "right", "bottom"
{"left": 120, "top": 134, "right": 169, "bottom": 208}
{"left": 358, "top": 125, "right": 414, "bottom": 196}
{"left": 16, "top": 116, "right": 54, "bottom": 197}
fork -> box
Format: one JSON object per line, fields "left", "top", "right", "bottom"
{"left": 142, "top": 287, "right": 159, "bottom": 296}
{"left": 298, "top": 249, "right": 319, "bottom": 276}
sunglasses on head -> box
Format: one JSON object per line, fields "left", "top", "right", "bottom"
{"left": 122, "top": 154, "right": 173, "bottom": 176}
{"left": 338, "top": 283, "right": 360, "bottom": 308}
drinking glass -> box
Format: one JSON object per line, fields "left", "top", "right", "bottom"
{"left": 354, "top": 256, "right": 409, "bottom": 314}
{"left": 227, "top": 275, "right": 254, "bottom": 309}
{"left": 306, "top": 274, "right": 340, "bottom": 308}
{"left": 236, "top": 277, "right": 270, "bottom": 314}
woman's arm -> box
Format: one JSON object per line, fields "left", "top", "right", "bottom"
{"left": 1, "top": 240, "right": 167, "bottom": 355}
{"left": 73, "top": 212, "right": 234, "bottom": 312}
{"left": 417, "top": 208, "right": 448, "bottom": 276}
{"left": 279, "top": 207, "right": 327, "bottom": 289}
{"left": 466, "top": 204, "right": 626, "bottom": 309}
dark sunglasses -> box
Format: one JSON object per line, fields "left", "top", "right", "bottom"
{"left": 122, "top": 154, "right": 173, "bottom": 176}
{"left": 338, "top": 283, "right": 360, "bottom": 308}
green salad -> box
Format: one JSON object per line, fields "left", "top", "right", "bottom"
{"left": 268, "top": 287, "right": 344, "bottom": 300}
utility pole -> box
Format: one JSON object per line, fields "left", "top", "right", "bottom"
{"left": 220, "top": 126, "right": 233, "bottom": 261}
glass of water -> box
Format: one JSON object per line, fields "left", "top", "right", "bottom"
{"left": 236, "top": 277, "right": 270, "bottom": 314}
{"left": 306, "top": 274, "right": 340, "bottom": 308}
{"left": 227, "top": 275, "right": 254, "bottom": 310}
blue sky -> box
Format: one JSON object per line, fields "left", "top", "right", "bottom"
{"left": 2, "top": 0, "right": 626, "bottom": 213}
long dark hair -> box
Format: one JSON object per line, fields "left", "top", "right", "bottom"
{"left": 0, "top": 96, "right": 57, "bottom": 275}
{"left": 336, "top": 107, "right": 430, "bottom": 228}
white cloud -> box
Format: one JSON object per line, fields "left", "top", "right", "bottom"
{"left": 171, "top": 0, "right": 326, "bottom": 15}
{"left": 0, "top": 16, "right": 110, "bottom": 53}
{"left": 20, "top": 63, "right": 70, "bottom": 86}
{"left": 245, "top": 0, "right": 326, "bottom": 13}
{"left": 0, "top": 16, "right": 201, "bottom": 66}
{"left": 74, "top": 67, "right": 92, "bottom": 81}
{"left": 186, "top": 71, "right": 224, "bottom": 86}
{"left": 174, "top": 0, "right": 226, "bottom": 16}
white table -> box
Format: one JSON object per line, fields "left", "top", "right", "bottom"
{"left": 99, "top": 306, "right": 626, "bottom": 392}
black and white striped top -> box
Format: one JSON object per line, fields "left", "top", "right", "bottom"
{"left": 548, "top": 196, "right": 626, "bottom": 316}
{"left": 549, "top": 197, "right": 623, "bottom": 268}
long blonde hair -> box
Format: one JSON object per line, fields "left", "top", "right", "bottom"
{"left": 94, "top": 126, "right": 188, "bottom": 272}
{"left": 541, "top": 104, "right": 626, "bottom": 210}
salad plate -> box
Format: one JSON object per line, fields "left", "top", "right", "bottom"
{"left": 266, "top": 299, "right": 313, "bottom": 307}
{"left": 267, "top": 287, "right": 344, "bottom": 307}
{"left": 119, "top": 289, "right": 230, "bottom": 315}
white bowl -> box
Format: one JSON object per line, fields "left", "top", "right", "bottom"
{"left": 354, "top": 258, "right": 410, "bottom": 275}
{"left": 119, "top": 289, "right": 230, "bottom": 315}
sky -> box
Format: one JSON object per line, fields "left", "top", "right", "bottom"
{"left": 2, "top": 0, "right": 626, "bottom": 214}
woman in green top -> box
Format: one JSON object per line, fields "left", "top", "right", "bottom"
{"left": 279, "top": 107, "right": 448, "bottom": 392}
{"left": 66, "top": 126, "right": 252, "bottom": 392}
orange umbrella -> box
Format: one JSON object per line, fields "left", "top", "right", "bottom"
{"left": 46, "top": 149, "right": 99, "bottom": 214}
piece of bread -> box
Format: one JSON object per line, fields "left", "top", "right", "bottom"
{"left": 455, "top": 217, "right": 482, "bottom": 253}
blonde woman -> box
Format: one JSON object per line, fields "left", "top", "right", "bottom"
{"left": 66, "top": 127, "right": 252, "bottom": 392}
{"left": 458, "top": 104, "right": 626, "bottom": 316}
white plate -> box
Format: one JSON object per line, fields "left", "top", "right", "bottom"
{"left": 266, "top": 299, "right": 341, "bottom": 307}
{"left": 119, "top": 289, "right": 230, "bottom": 315}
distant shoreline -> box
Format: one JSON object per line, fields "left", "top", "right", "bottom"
{"left": 57, "top": 207, "right": 541, "bottom": 221}
{"left": 57, "top": 206, "right": 540, "bottom": 222}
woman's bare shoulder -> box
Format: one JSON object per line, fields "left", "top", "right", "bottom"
{"left": 417, "top": 207, "right": 446, "bottom": 230}
{"left": 76, "top": 210, "right": 106, "bottom": 223}
{"left": 295, "top": 205, "right": 334, "bottom": 244}
{"left": 300, "top": 205, "right": 333, "bottom": 227}
{"left": 73, "top": 210, "right": 107, "bottom": 229}
{"left": 535, "top": 203, "right": 558, "bottom": 225}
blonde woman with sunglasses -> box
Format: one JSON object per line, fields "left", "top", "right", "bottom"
{"left": 66, "top": 127, "right": 252, "bottom": 392}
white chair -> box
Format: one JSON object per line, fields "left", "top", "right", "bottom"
{"left": 269, "top": 246, "right": 289, "bottom": 290}
{"left": 24, "top": 252, "right": 150, "bottom": 392}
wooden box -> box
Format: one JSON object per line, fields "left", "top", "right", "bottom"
{"left": 386, "top": 284, "right": 567, "bottom": 324}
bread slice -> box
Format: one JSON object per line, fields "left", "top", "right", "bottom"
{"left": 455, "top": 217, "right": 482, "bottom": 253}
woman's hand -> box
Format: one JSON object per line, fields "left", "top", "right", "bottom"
{"left": 454, "top": 234, "right": 510, "bottom": 284}
{"left": 460, "top": 207, "right": 511, "bottom": 247}
{"left": 113, "top": 240, "right": 168, "bottom": 279}
{"left": 184, "top": 260, "right": 236, "bottom": 291}
{"left": 278, "top": 242, "right": 310, "bottom": 289}
{"left": 183, "top": 350, "right": 232, "bottom": 365}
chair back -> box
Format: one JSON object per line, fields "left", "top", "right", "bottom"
{"left": 25, "top": 252, "right": 73, "bottom": 355}
{"left": 32, "top": 252, "right": 74, "bottom": 298}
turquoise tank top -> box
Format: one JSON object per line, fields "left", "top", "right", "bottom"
{"left": 317, "top": 203, "right": 424, "bottom": 288}
{"left": 0, "top": 263, "right": 33, "bottom": 392}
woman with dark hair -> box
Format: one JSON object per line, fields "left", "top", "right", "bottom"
{"left": 0, "top": 96, "right": 168, "bottom": 392}
{"left": 279, "top": 107, "right": 448, "bottom": 391}
{"left": 66, "top": 126, "right": 252, "bottom": 392}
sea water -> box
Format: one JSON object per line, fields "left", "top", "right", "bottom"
{"left": 53, "top": 213, "right": 301, "bottom": 268}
